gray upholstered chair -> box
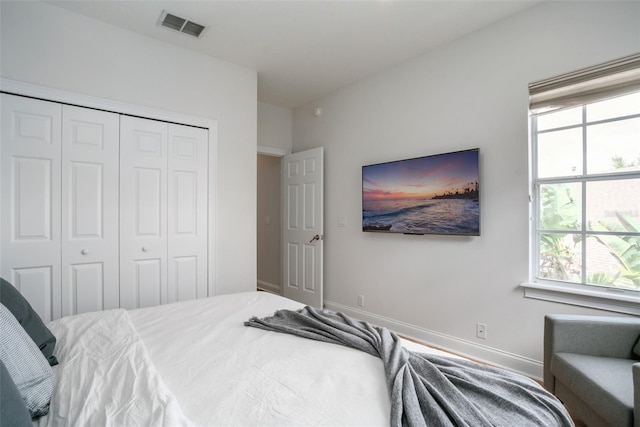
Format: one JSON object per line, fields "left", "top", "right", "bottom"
{"left": 544, "top": 314, "right": 640, "bottom": 427}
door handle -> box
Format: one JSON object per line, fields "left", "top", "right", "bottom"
{"left": 309, "top": 234, "right": 323, "bottom": 243}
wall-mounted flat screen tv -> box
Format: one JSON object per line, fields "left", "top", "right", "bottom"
{"left": 362, "top": 148, "right": 480, "bottom": 236}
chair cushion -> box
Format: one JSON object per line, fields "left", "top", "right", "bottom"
{"left": 551, "top": 352, "right": 633, "bottom": 427}
{"left": 633, "top": 334, "right": 640, "bottom": 359}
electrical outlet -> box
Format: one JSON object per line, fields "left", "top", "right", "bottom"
{"left": 357, "top": 295, "right": 365, "bottom": 307}
{"left": 476, "top": 323, "right": 487, "bottom": 339}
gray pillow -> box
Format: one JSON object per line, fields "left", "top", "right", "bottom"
{"left": 0, "top": 278, "right": 58, "bottom": 365}
{"left": 0, "top": 360, "right": 31, "bottom": 426}
{"left": 0, "top": 303, "right": 54, "bottom": 418}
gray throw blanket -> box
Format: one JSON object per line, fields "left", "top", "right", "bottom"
{"left": 245, "top": 306, "right": 574, "bottom": 427}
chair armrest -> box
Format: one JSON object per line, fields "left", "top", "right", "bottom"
{"left": 544, "top": 314, "right": 640, "bottom": 393}
{"left": 634, "top": 364, "right": 640, "bottom": 427}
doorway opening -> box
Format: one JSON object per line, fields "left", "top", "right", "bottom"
{"left": 257, "top": 153, "right": 282, "bottom": 294}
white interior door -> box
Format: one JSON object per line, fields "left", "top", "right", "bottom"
{"left": 282, "top": 147, "right": 324, "bottom": 308}
{"left": 119, "top": 116, "right": 168, "bottom": 309}
{"left": 61, "top": 105, "right": 119, "bottom": 316}
{"left": 167, "top": 124, "right": 208, "bottom": 303}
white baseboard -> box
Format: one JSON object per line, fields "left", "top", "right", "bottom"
{"left": 257, "top": 280, "right": 282, "bottom": 295}
{"left": 324, "top": 300, "right": 544, "bottom": 380}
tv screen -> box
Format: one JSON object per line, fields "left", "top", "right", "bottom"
{"left": 362, "top": 148, "right": 480, "bottom": 236}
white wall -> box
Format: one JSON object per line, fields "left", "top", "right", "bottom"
{"left": 0, "top": 1, "right": 258, "bottom": 295}
{"left": 256, "top": 102, "right": 292, "bottom": 293}
{"left": 292, "top": 1, "right": 640, "bottom": 377}
{"left": 258, "top": 101, "right": 293, "bottom": 154}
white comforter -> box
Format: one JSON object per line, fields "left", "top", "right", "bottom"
{"left": 37, "top": 309, "right": 192, "bottom": 427}
{"left": 41, "top": 291, "right": 449, "bottom": 426}
{"left": 129, "top": 291, "right": 448, "bottom": 426}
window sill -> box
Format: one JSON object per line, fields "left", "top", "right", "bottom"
{"left": 521, "top": 282, "right": 640, "bottom": 315}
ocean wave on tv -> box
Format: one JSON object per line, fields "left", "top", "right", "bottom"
{"left": 362, "top": 198, "right": 479, "bottom": 235}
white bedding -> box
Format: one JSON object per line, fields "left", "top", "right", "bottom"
{"left": 41, "top": 291, "right": 451, "bottom": 426}
{"left": 129, "top": 291, "right": 449, "bottom": 426}
{"left": 37, "top": 309, "right": 192, "bottom": 427}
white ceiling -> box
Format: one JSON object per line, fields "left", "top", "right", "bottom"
{"left": 48, "top": 1, "right": 540, "bottom": 109}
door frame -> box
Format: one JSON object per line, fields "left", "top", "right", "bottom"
{"left": 0, "top": 78, "right": 219, "bottom": 298}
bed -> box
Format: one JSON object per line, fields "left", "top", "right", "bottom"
{"left": 1, "top": 289, "right": 574, "bottom": 426}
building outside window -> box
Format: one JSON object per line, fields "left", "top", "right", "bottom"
{"left": 527, "top": 54, "right": 640, "bottom": 310}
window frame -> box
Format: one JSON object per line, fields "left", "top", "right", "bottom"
{"left": 524, "top": 92, "right": 640, "bottom": 315}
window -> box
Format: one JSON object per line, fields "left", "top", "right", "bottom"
{"left": 526, "top": 54, "right": 640, "bottom": 312}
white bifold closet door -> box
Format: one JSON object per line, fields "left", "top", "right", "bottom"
{"left": 2, "top": 94, "right": 209, "bottom": 321}
{"left": 61, "top": 105, "right": 120, "bottom": 317}
{"left": 1, "top": 95, "right": 62, "bottom": 321}
{"left": 167, "top": 124, "right": 209, "bottom": 303}
{"left": 1, "top": 94, "right": 119, "bottom": 321}
{"left": 119, "top": 116, "right": 208, "bottom": 309}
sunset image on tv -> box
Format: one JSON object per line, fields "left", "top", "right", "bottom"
{"left": 362, "top": 149, "right": 480, "bottom": 235}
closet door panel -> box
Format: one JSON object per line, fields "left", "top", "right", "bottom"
{"left": 69, "top": 263, "right": 104, "bottom": 315}
{"left": 136, "top": 167, "right": 162, "bottom": 235}
{"left": 168, "top": 124, "right": 208, "bottom": 302}
{"left": 61, "top": 105, "right": 119, "bottom": 316}
{"left": 136, "top": 258, "right": 162, "bottom": 308}
{"left": 13, "top": 158, "right": 53, "bottom": 239}
{"left": 120, "top": 116, "right": 168, "bottom": 309}
{"left": 1, "top": 94, "right": 62, "bottom": 321}
{"left": 12, "top": 267, "right": 54, "bottom": 323}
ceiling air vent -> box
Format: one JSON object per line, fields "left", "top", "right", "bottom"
{"left": 158, "top": 11, "right": 207, "bottom": 38}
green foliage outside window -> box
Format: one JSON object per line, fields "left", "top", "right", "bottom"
{"left": 590, "top": 214, "right": 640, "bottom": 288}
{"left": 538, "top": 175, "right": 640, "bottom": 290}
